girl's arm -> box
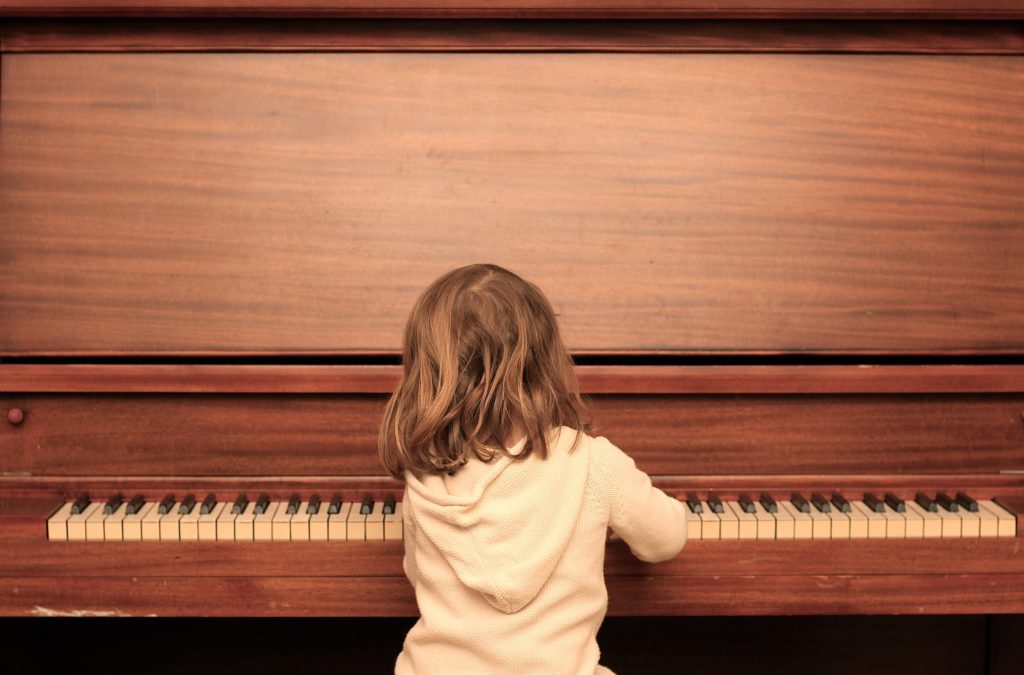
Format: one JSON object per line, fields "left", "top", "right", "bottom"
{"left": 595, "top": 436, "right": 688, "bottom": 563}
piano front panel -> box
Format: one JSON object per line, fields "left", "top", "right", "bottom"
{"left": 1, "top": 48, "right": 1023, "bottom": 356}
{"left": 3, "top": 392, "right": 1023, "bottom": 476}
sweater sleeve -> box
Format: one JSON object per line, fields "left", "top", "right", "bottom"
{"left": 594, "top": 435, "right": 688, "bottom": 563}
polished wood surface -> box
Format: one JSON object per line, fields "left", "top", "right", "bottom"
{"left": 4, "top": 19, "right": 1024, "bottom": 54}
{"left": 2, "top": 0, "right": 1024, "bottom": 20}
{"left": 4, "top": 392, "right": 1023, "bottom": 476}
{"left": 2, "top": 51, "right": 1022, "bottom": 355}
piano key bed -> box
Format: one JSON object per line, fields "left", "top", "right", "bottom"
{"left": 46, "top": 491, "right": 1018, "bottom": 542}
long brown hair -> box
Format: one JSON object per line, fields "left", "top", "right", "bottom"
{"left": 379, "top": 264, "right": 590, "bottom": 478}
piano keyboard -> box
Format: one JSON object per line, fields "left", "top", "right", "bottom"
{"left": 45, "top": 490, "right": 1017, "bottom": 542}
{"left": 682, "top": 492, "right": 1017, "bottom": 541}
{"left": 46, "top": 493, "right": 404, "bottom": 542}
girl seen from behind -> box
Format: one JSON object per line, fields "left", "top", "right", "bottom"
{"left": 379, "top": 263, "right": 687, "bottom": 674}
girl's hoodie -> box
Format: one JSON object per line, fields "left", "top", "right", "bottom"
{"left": 395, "top": 427, "right": 687, "bottom": 674}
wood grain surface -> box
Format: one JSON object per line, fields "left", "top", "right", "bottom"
{"left": 2, "top": 0, "right": 1024, "bottom": 20}
{"left": 4, "top": 19, "right": 1024, "bottom": 54}
{"left": 2, "top": 52, "right": 1022, "bottom": 355}
{"left": 3, "top": 392, "right": 1022, "bottom": 476}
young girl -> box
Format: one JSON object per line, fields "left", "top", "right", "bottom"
{"left": 379, "top": 263, "right": 687, "bottom": 675}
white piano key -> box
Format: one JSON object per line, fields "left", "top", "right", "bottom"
{"left": 272, "top": 501, "right": 294, "bottom": 541}
{"left": 697, "top": 505, "right": 721, "bottom": 540}
{"left": 179, "top": 503, "right": 202, "bottom": 541}
{"left": 123, "top": 502, "right": 154, "bottom": 541}
{"left": 850, "top": 502, "right": 886, "bottom": 539}
{"left": 935, "top": 506, "right": 962, "bottom": 538}
{"left": 978, "top": 500, "right": 1016, "bottom": 537}
{"left": 772, "top": 501, "right": 794, "bottom": 539}
{"left": 684, "top": 504, "right": 702, "bottom": 541}
{"left": 102, "top": 502, "right": 128, "bottom": 542}
{"left": 346, "top": 502, "right": 369, "bottom": 541}
{"left": 328, "top": 502, "right": 353, "bottom": 541}
{"left": 905, "top": 501, "right": 942, "bottom": 538}
{"left": 198, "top": 502, "right": 225, "bottom": 541}
{"left": 779, "top": 501, "right": 812, "bottom": 540}
{"left": 825, "top": 507, "right": 850, "bottom": 539}
{"left": 85, "top": 503, "right": 108, "bottom": 541}
{"left": 217, "top": 501, "right": 243, "bottom": 541}
{"left": 310, "top": 501, "right": 330, "bottom": 541}
{"left": 67, "top": 503, "right": 101, "bottom": 541}
{"left": 46, "top": 503, "right": 74, "bottom": 541}
{"left": 254, "top": 501, "right": 281, "bottom": 541}
{"left": 159, "top": 504, "right": 184, "bottom": 541}
{"left": 717, "top": 502, "right": 739, "bottom": 540}
{"left": 728, "top": 502, "right": 757, "bottom": 540}
{"left": 384, "top": 502, "right": 404, "bottom": 541}
{"left": 235, "top": 502, "right": 257, "bottom": 541}
{"left": 366, "top": 501, "right": 387, "bottom": 541}
{"left": 752, "top": 502, "right": 776, "bottom": 540}
{"left": 291, "top": 501, "right": 312, "bottom": 541}
{"left": 902, "top": 503, "right": 925, "bottom": 538}
{"left": 957, "top": 507, "right": 981, "bottom": 538}
{"left": 808, "top": 506, "right": 831, "bottom": 540}
{"left": 882, "top": 505, "right": 906, "bottom": 539}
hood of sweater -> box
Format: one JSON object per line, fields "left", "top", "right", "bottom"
{"left": 403, "top": 426, "right": 590, "bottom": 615}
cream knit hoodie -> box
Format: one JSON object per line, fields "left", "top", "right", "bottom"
{"left": 395, "top": 427, "right": 688, "bottom": 674}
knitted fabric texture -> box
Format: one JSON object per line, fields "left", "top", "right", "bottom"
{"left": 395, "top": 427, "right": 687, "bottom": 674}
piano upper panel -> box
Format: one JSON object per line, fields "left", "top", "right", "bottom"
{"left": 2, "top": 365, "right": 1023, "bottom": 476}
{"left": 1, "top": 40, "right": 1023, "bottom": 355}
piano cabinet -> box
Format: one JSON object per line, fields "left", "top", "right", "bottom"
{"left": 2, "top": 5, "right": 1024, "bottom": 674}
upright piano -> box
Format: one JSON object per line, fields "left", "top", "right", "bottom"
{"left": 1, "top": 1, "right": 1022, "bottom": 672}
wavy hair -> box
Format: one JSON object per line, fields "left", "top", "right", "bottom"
{"left": 379, "top": 264, "right": 590, "bottom": 478}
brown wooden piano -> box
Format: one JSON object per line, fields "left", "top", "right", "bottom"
{"left": 1, "top": 1, "right": 1023, "bottom": 672}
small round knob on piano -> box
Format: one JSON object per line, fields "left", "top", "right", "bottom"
{"left": 7, "top": 408, "right": 24, "bottom": 425}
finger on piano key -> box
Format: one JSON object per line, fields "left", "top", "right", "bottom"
{"left": 329, "top": 500, "right": 353, "bottom": 541}
{"left": 103, "top": 501, "right": 129, "bottom": 542}
{"left": 697, "top": 502, "right": 721, "bottom": 540}
{"left": 751, "top": 501, "right": 776, "bottom": 540}
{"left": 47, "top": 502, "right": 75, "bottom": 541}
{"left": 291, "top": 501, "right": 312, "bottom": 541}
{"left": 906, "top": 500, "right": 942, "bottom": 538}
{"left": 850, "top": 501, "right": 886, "bottom": 539}
{"left": 235, "top": 501, "right": 258, "bottom": 541}
{"left": 366, "top": 500, "right": 387, "bottom": 541}
{"left": 384, "top": 500, "right": 404, "bottom": 541}
{"left": 779, "top": 500, "right": 812, "bottom": 539}
{"left": 978, "top": 500, "right": 1016, "bottom": 537}
{"left": 198, "top": 500, "right": 224, "bottom": 541}
{"left": 254, "top": 501, "right": 282, "bottom": 541}
{"left": 717, "top": 501, "right": 740, "bottom": 540}
{"left": 772, "top": 498, "right": 795, "bottom": 539}
{"left": 272, "top": 500, "right": 294, "bottom": 540}
{"left": 124, "top": 501, "right": 154, "bottom": 541}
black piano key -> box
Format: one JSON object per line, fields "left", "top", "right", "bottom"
{"left": 157, "top": 494, "right": 175, "bottom": 515}
{"left": 791, "top": 493, "right": 810, "bottom": 514}
{"left": 706, "top": 492, "right": 725, "bottom": 514}
{"left": 70, "top": 494, "right": 90, "bottom": 515}
{"left": 759, "top": 492, "right": 778, "bottom": 513}
{"left": 884, "top": 493, "right": 906, "bottom": 513}
{"left": 126, "top": 494, "right": 145, "bottom": 516}
{"left": 360, "top": 494, "right": 374, "bottom": 515}
{"left": 307, "top": 494, "right": 322, "bottom": 515}
{"left": 685, "top": 492, "right": 704, "bottom": 514}
{"left": 811, "top": 493, "right": 831, "bottom": 513}
{"left": 955, "top": 492, "right": 980, "bottom": 513}
{"left": 286, "top": 494, "right": 301, "bottom": 515}
{"left": 831, "top": 492, "right": 852, "bottom": 513}
{"left": 936, "top": 492, "right": 959, "bottom": 512}
{"left": 738, "top": 493, "right": 756, "bottom": 514}
{"left": 863, "top": 493, "right": 885, "bottom": 513}
{"left": 232, "top": 494, "right": 249, "bottom": 515}
{"left": 915, "top": 492, "right": 938, "bottom": 512}
{"left": 200, "top": 494, "right": 217, "bottom": 515}
{"left": 253, "top": 493, "right": 270, "bottom": 516}
{"left": 178, "top": 494, "right": 196, "bottom": 515}
{"left": 328, "top": 493, "right": 342, "bottom": 515}
{"left": 103, "top": 493, "right": 124, "bottom": 515}
{"left": 383, "top": 494, "right": 397, "bottom": 516}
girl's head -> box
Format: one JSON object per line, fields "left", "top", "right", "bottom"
{"left": 379, "top": 263, "right": 589, "bottom": 478}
